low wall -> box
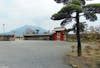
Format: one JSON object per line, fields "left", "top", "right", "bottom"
{"left": 24, "top": 34, "right": 52, "bottom": 40}
{"left": 0, "top": 35, "right": 15, "bottom": 41}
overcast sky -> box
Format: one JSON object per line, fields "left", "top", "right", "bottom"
{"left": 0, "top": 0, "right": 100, "bottom": 33}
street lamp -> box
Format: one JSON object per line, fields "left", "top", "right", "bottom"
{"left": 3, "top": 24, "right": 5, "bottom": 34}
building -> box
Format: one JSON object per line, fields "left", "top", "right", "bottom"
{"left": 24, "top": 34, "right": 53, "bottom": 40}
{"left": 0, "top": 34, "right": 15, "bottom": 41}
{"left": 52, "top": 27, "right": 67, "bottom": 41}
{"left": 23, "top": 27, "right": 67, "bottom": 41}
{"left": 15, "top": 36, "right": 24, "bottom": 40}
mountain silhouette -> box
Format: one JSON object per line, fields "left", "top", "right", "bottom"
{"left": 5, "top": 25, "right": 48, "bottom": 36}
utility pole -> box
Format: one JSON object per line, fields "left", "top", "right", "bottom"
{"left": 3, "top": 24, "right": 5, "bottom": 34}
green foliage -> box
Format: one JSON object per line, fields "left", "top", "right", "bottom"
{"left": 72, "top": 22, "right": 87, "bottom": 33}
{"left": 80, "top": 0, "right": 85, "bottom": 5}
{"left": 60, "top": 18, "right": 72, "bottom": 26}
{"left": 84, "top": 13, "right": 97, "bottom": 21}
{"left": 72, "top": 0, "right": 81, "bottom": 5}
{"left": 51, "top": 0, "right": 100, "bottom": 31}
{"left": 52, "top": 1, "right": 100, "bottom": 25}
{"left": 58, "top": 4, "right": 83, "bottom": 13}
{"left": 85, "top": 4, "right": 100, "bottom": 8}
{"left": 84, "top": 4, "right": 100, "bottom": 14}
{"left": 67, "top": 22, "right": 87, "bottom": 33}
{"left": 67, "top": 28, "right": 74, "bottom": 32}
{"left": 51, "top": 3, "right": 83, "bottom": 26}
{"left": 54, "top": 0, "right": 85, "bottom": 5}
{"left": 51, "top": 13, "right": 71, "bottom": 20}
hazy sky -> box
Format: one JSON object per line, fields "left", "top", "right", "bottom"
{"left": 0, "top": 0, "right": 100, "bottom": 33}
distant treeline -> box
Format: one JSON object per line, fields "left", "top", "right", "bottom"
{"left": 66, "top": 33, "right": 100, "bottom": 42}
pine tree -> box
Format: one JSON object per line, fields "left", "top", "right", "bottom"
{"left": 51, "top": 0, "right": 100, "bottom": 56}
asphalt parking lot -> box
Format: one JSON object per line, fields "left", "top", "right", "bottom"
{"left": 0, "top": 40, "right": 74, "bottom": 68}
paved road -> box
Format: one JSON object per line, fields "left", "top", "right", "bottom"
{"left": 0, "top": 40, "right": 74, "bottom": 68}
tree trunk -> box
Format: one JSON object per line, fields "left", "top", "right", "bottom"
{"left": 76, "top": 12, "right": 82, "bottom": 56}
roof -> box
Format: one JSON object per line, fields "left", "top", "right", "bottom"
{"left": 53, "top": 27, "right": 66, "bottom": 31}
{"left": 23, "top": 34, "right": 52, "bottom": 36}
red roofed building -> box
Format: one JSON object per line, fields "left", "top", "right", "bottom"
{"left": 52, "top": 27, "right": 67, "bottom": 41}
